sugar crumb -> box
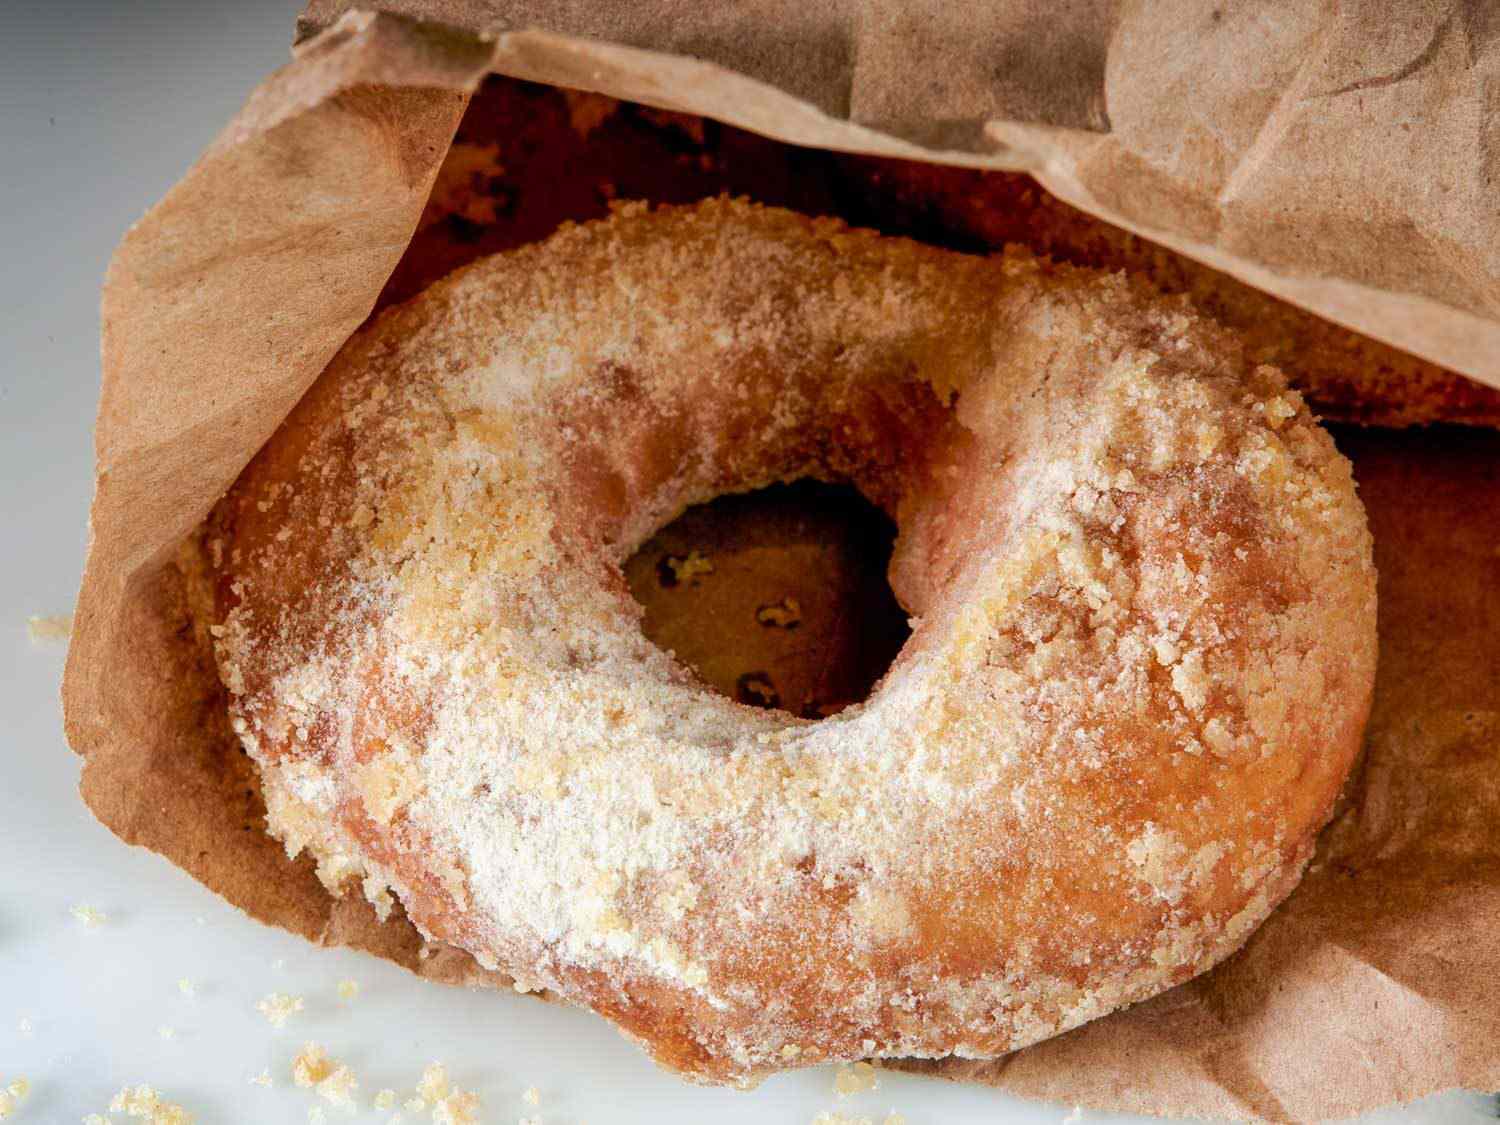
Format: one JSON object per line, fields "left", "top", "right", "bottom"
{"left": 416, "top": 1062, "right": 449, "bottom": 1103}
{"left": 16, "top": 1017, "right": 32, "bottom": 1037}
{"left": 0, "top": 1076, "right": 24, "bottom": 1119}
{"left": 521, "top": 1085, "right": 539, "bottom": 1105}
{"left": 663, "top": 550, "right": 714, "bottom": 584}
{"left": 756, "top": 597, "right": 802, "bottom": 628}
{"left": 403, "top": 1064, "right": 479, "bottom": 1125}
{"left": 833, "top": 1061, "right": 879, "bottom": 1097}
{"left": 26, "top": 613, "right": 72, "bottom": 645}
{"left": 257, "top": 992, "right": 305, "bottom": 1028}
{"left": 433, "top": 1090, "right": 481, "bottom": 1125}
{"left": 1062, "top": 1107, "right": 1083, "bottom": 1123}
{"left": 292, "top": 1042, "right": 337, "bottom": 1087}
{"left": 249, "top": 1069, "right": 272, "bottom": 1087}
{"left": 317, "top": 1065, "right": 358, "bottom": 1107}
{"left": 176, "top": 979, "right": 196, "bottom": 998}
{"left": 71, "top": 904, "right": 108, "bottom": 928}
{"left": 108, "top": 1084, "right": 193, "bottom": 1123}
{"left": 157, "top": 1025, "right": 175, "bottom": 1040}
{"left": 374, "top": 1089, "right": 397, "bottom": 1110}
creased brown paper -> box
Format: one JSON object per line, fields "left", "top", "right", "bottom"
{"left": 62, "top": 7, "right": 1500, "bottom": 1122}
{"left": 295, "top": 0, "right": 1500, "bottom": 393}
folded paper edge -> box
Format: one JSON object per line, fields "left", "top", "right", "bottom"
{"left": 63, "top": 12, "right": 482, "bottom": 765}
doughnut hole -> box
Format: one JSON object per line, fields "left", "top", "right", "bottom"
{"left": 623, "top": 480, "right": 911, "bottom": 718}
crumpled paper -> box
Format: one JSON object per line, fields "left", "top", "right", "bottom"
{"left": 296, "top": 0, "right": 1500, "bottom": 391}
{"left": 62, "top": 7, "right": 1500, "bottom": 1120}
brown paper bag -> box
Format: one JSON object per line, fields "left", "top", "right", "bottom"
{"left": 63, "top": 8, "right": 1500, "bottom": 1120}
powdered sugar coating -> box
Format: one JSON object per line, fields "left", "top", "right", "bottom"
{"left": 209, "top": 199, "right": 1376, "bottom": 1084}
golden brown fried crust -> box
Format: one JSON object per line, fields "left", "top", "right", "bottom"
{"left": 208, "top": 200, "right": 1377, "bottom": 1084}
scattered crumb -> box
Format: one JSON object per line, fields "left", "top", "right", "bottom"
{"left": 194, "top": 916, "right": 207, "bottom": 927}
{"left": 317, "top": 1065, "right": 358, "bottom": 1107}
{"left": 271, "top": 958, "right": 286, "bottom": 970}
{"left": 157, "top": 1025, "right": 175, "bottom": 1040}
{"left": 16, "top": 1017, "right": 32, "bottom": 1037}
{"left": 1062, "top": 1107, "right": 1083, "bottom": 1123}
{"left": 108, "top": 1084, "right": 193, "bottom": 1123}
{"left": 0, "top": 1078, "right": 19, "bottom": 1119}
{"left": 432, "top": 1090, "right": 480, "bottom": 1125}
{"left": 811, "top": 1113, "right": 872, "bottom": 1125}
{"left": 521, "top": 1085, "right": 539, "bottom": 1106}
{"left": 257, "top": 992, "right": 305, "bottom": 1028}
{"left": 176, "top": 979, "right": 196, "bottom": 998}
{"left": 400, "top": 1064, "right": 479, "bottom": 1124}
{"left": 249, "top": 1070, "right": 272, "bottom": 1088}
{"left": 26, "top": 613, "right": 72, "bottom": 645}
{"left": 416, "top": 1063, "right": 449, "bottom": 1103}
{"left": 834, "top": 1061, "right": 879, "bottom": 1097}
{"left": 756, "top": 597, "right": 803, "bottom": 628}
{"left": 884, "top": 1114, "right": 907, "bottom": 1125}
{"left": 71, "top": 904, "right": 108, "bottom": 928}
{"left": 308, "top": 1108, "right": 326, "bottom": 1125}
{"left": 374, "top": 1089, "right": 397, "bottom": 1110}
{"left": 517, "top": 1118, "right": 539, "bottom": 1125}
{"left": 84, "top": 1116, "right": 109, "bottom": 1125}
{"left": 736, "top": 671, "right": 779, "bottom": 708}
{"left": 662, "top": 550, "right": 714, "bottom": 584}
{"left": 336, "top": 979, "right": 361, "bottom": 1002}
{"left": 292, "top": 1043, "right": 338, "bottom": 1088}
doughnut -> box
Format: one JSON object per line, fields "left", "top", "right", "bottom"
{"left": 207, "top": 198, "right": 1377, "bottom": 1084}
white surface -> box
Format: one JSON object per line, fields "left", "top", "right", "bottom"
{"left": 0, "top": 2, "right": 1492, "bottom": 1122}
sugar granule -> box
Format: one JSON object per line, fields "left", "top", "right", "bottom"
{"left": 416, "top": 1062, "right": 449, "bottom": 1103}
{"left": 26, "top": 614, "right": 72, "bottom": 645}
{"left": 257, "top": 992, "right": 305, "bottom": 1028}
{"left": 71, "top": 904, "right": 107, "bottom": 928}
{"left": 833, "top": 1061, "right": 878, "bottom": 1097}
{"left": 292, "top": 1043, "right": 336, "bottom": 1087}
{"left": 317, "top": 1065, "right": 358, "bottom": 1107}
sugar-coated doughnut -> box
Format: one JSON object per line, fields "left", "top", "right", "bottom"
{"left": 208, "top": 199, "right": 1376, "bottom": 1084}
